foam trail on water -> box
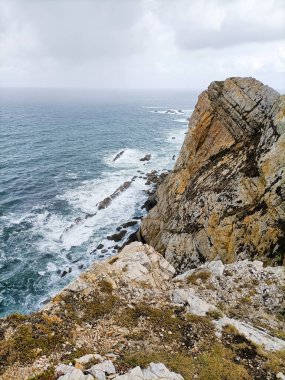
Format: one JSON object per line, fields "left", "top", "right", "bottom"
{"left": 0, "top": 103, "right": 191, "bottom": 316}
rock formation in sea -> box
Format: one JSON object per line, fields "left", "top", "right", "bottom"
{"left": 141, "top": 77, "right": 285, "bottom": 270}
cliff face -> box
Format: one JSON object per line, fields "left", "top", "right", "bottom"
{"left": 141, "top": 77, "right": 285, "bottom": 270}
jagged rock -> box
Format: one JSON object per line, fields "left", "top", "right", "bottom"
{"left": 173, "top": 258, "right": 285, "bottom": 324}
{"left": 141, "top": 77, "right": 285, "bottom": 269}
{"left": 202, "top": 260, "right": 225, "bottom": 277}
{"left": 121, "top": 220, "right": 137, "bottom": 228}
{"left": 113, "top": 363, "right": 183, "bottom": 380}
{"left": 143, "top": 363, "right": 183, "bottom": 380}
{"left": 107, "top": 230, "right": 127, "bottom": 242}
{"left": 214, "top": 316, "right": 285, "bottom": 351}
{"left": 140, "top": 154, "right": 152, "bottom": 162}
{"left": 97, "top": 180, "right": 133, "bottom": 210}
{"left": 142, "top": 193, "right": 157, "bottom": 212}
{"left": 110, "top": 242, "right": 176, "bottom": 286}
{"left": 88, "top": 360, "right": 116, "bottom": 379}
{"left": 114, "top": 366, "right": 143, "bottom": 380}
{"left": 113, "top": 150, "right": 125, "bottom": 162}
{"left": 75, "top": 354, "right": 100, "bottom": 366}
{"left": 172, "top": 288, "right": 217, "bottom": 316}
{"left": 56, "top": 364, "right": 74, "bottom": 377}
{"left": 53, "top": 242, "right": 176, "bottom": 295}
{"left": 57, "top": 368, "right": 87, "bottom": 380}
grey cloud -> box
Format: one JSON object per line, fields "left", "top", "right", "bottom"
{"left": 155, "top": 0, "right": 285, "bottom": 50}
{"left": 0, "top": 0, "right": 284, "bottom": 89}
{"left": 2, "top": 0, "right": 146, "bottom": 62}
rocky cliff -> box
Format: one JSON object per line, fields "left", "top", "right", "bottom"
{"left": 1, "top": 77, "right": 285, "bottom": 380}
{"left": 141, "top": 77, "right": 285, "bottom": 270}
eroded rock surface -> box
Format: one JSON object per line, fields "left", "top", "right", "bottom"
{"left": 141, "top": 77, "right": 285, "bottom": 270}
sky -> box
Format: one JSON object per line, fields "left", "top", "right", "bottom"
{"left": 0, "top": 0, "right": 284, "bottom": 90}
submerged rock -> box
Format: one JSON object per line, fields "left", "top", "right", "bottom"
{"left": 121, "top": 220, "right": 137, "bottom": 228}
{"left": 97, "top": 180, "right": 133, "bottom": 210}
{"left": 107, "top": 230, "right": 127, "bottom": 242}
{"left": 139, "top": 154, "right": 151, "bottom": 162}
{"left": 113, "top": 150, "right": 125, "bottom": 162}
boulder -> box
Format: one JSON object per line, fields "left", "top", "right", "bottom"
{"left": 139, "top": 154, "right": 152, "bottom": 162}
{"left": 58, "top": 368, "right": 86, "bottom": 380}
{"left": 172, "top": 288, "right": 217, "bottom": 316}
{"left": 113, "top": 150, "right": 125, "bottom": 162}
{"left": 107, "top": 230, "right": 127, "bottom": 242}
{"left": 214, "top": 316, "right": 285, "bottom": 351}
{"left": 113, "top": 363, "right": 184, "bottom": 380}
{"left": 121, "top": 220, "right": 138, "bottom": 228}
{"left": 88, "top": 360, "right": 116, "bottom": 379}
{"left": 97, "top": 180, "right": 133, "bottom": 210}
{"left": 75, "top": 354, "right": 101, "bottom": 366}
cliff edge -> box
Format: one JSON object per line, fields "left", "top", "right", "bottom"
{"left": 141, "top": 77, "right": 285, "bottom": 270}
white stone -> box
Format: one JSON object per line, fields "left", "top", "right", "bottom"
{"left": 56, "top": 364, "right": 74, "bottom": 376}
{"left": 84, "top": 375, "right": 94, "bottom": 380}
{"left": 146, "top": 362, "right": 183, "bottom": 380}
{"left": 173, "top": 269, "right": 194, "bottom": 282}
{"left": 58, "top": 368, "right": 86, "bottom": 380}
{"left": 203, "top": 260, "right": 224, "bottom": 277}
{"left": 88, "top": 360, "right": 116, "bottom": 378}
{"left": 114, "top": 366, "right": 144, "bottom": 379}
{"left": 214, "top": 317, "right": 285, "bottom": 351}
{"left": 88, "top": 368, "right": 106, "bottom": 380}
{"left": 75, "top": 354, "right": 98, "bottom": 365}
{"left": 111, "top": 243, "right": 175, "bottom": 286}
{"left": 172, "top": 288, "right": 217, "bottom": 316}
{"left": 113, "top": 363, "right": 184, "bottom": 380}
{"left": 277, "top": 373, "right": 285, "bottom": 380}
{"left": 250, "top": 260, "right": 263, "bottom": 271}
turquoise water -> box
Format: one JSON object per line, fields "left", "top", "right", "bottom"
{"left": 0, "top": 88, "right": 198, "bottom": 317}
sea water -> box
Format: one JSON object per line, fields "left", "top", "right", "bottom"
{"left": 0, "top": 88, "right": 198, "bottom": 317}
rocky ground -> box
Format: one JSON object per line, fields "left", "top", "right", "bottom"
{"left": 0, "top": 242, "right": 284, "bottom": 380}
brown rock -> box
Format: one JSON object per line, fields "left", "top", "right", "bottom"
{"left": 141, "top": 77, "right": 285, "bottom": 269}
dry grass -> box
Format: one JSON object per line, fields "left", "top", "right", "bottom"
{"left": 187, "top": 270, "right": 211, "bottom": 285}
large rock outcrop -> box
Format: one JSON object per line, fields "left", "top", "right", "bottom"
{"left": 141, "top": 77, "right": 285, "bottom": 270}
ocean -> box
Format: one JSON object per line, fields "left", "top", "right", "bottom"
{"left": 0, "top": 88, "right": 198, "bottom": 317}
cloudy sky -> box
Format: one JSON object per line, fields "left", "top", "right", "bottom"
{"left": 0, "top": 0, "right": 284, "bottom": 90}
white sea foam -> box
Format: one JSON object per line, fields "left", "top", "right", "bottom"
{"left": 104, "top": 148, "right": 149, "bottom": 169}
{"left": 149, "top": 109, "right": 185, "bottom": 115}
{"left": 174, "top": 118, "right": 188, "bottom": 123}
{"left": 46, "top": 262, "right": 57, "bottom": 272}
{"left": 149, "top": 108, "right": 193, "bottom": 117}
{"left": 1, "top": 104, "right": 190, "bottom": 316}
{"left": 59, "top": 175, "right": 148, "bottom": 250}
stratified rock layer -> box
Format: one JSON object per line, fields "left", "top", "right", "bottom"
{"left": 141, "top": 77, "right": 285, "bottom": 270}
